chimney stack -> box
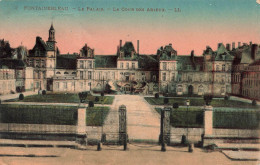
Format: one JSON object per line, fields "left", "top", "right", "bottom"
{"left": 226, "top": 43, "right": 231, "bottom": 51}
{"left": 250, "top": 41, "right": 252, "bottom": 46}
{"left": 218, "top": 43, "right": 222, "bottom": 48}
{"left": 191, "top": 50, "right": 194, "bottom": 63}
{"left": 120, "top": 40, "right": 122, "bottom": 48}
{"left": 238, "top": 42, "right": 241, "bottom": 48}
{"left": 232, "top": 42, "right": 235, "bottom": 50}
{"left": 137, "top": 40, "right": 139, "bottom": 55}
{"left": 251, "top": 44, "right": 258, "bottom": 60}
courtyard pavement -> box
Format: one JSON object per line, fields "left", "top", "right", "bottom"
{"left": 105, "top": 95, "right": 160, "bottom": 142}
{"left": 0, "top": 146, "right": 258, "bottom": 165}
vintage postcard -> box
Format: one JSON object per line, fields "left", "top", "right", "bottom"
{"left": 0, "top": 0, "right": 259, "bottom": 164}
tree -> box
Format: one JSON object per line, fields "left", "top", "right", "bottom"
{"left": 172, "top": 103, "right": 179, "bottom": 109}
{"left": 105, "top": 84, "right": 111, "bottom": 93}
{"left": 89, "top": 101, "right": 94, "bottom": 107}
{"left": 164, "top": 97, "right": 169, "bottom": 105}
{"left": 203, "top": 94, "right": 213, "bottom": 106}
{"left": 252, "top": 100, "right": 257, "bottom": 106}
{"left": 95, "top": 96, "right": 99, "bottom": 102}
{"left": 78, "top": 92, "right": 88, "bottom": 103}
{"left": 42, "top": 90, "right": 46, "bottom": 95}
{"left": 19, "top": 93, "right": 24, "bottom": 100}
{"left": 224, "top": 95, "right": 229, "bottom": 100}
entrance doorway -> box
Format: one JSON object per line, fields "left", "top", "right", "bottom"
{"left": 47, "top": 79, "right": 53, "bottom": 91}
{"left": 122, "top": 84, "right": 131, "bottom": 94}
{"left": 188, "top": 85, "right": 193, "bottom": 96}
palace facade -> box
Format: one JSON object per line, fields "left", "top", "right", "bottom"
{"left": 0, "top": 24, "right": 260, "bottom": 100}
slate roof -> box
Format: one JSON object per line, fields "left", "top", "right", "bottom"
{"left": 232, "top": 45, "right": 260, "bottom": 64}
{"left": 249, "top": 59, "right": 260, "bottom": 66}
{"left": 120, "top": 42, "right": 136, "bottom": 57}
{"left": 50, "top": 24, "right": 54, "bottom": 30}
{"left": 138, "top": 55, "right": 158, "bottom": 70}
{"left": 56, "top": 54, "right": 78, "bottom": 69}
{"left": 157, "top": 44, "right": 177, "bottom": 60}
{"left": 0, "top": 59, "right": 26, "bottom": 69}
{"left": 177, "top": 55, "right": 203, "bottom": 71}
{"left": 28, "top": 37, "right": 56, "bottom": 57}
{"left": 214, "top": 44, "right": 233, "bottom": 61}
{"left": 94, "top": 55, "right": 118, "bottom": 68}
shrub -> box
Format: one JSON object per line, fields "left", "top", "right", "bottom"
{"left": 95, "top": 96, "right": 99, "bottom": 102}
{"left": 19, "top": 94, "right": 24, "bottom": 100}
{"left": 78, "top": 92, "right": 88, "bottom": 103}
{"left": 164, "top": 97, "right": 169, "bottom": 105}
{"left": 172, "top": 103, "right": 179, "bottom": 109}
{"left": 224, "top": 95, "right": 229, "bottom": 100}
{"left": 89, "top": 101, "right": 94, "bottom": 107}
{"left": 42, "top": 90, "right": 46, "bottom": 95}
{"left": 203, "top": 94, "right": 213, "bottom": 106}
{"left": 155, "top": 93, "right": 159, "bottom": 99}
{"left": 252, "top": 100, "right": 257, "bottom": 106}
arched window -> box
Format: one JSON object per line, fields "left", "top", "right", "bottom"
{"left": 64, "top": 72, "right": 69, "bottom": 74}
{"left": 177, "top": 85, "right": 182, "bottom": 93}
{"left": 198, "top": 85, "right": 204, "bottom": 94}
{"left": 72, "top": 72, "right": 76, "bottom": 75}
{"left": 56, "top": 72, "right": 61, "bottom": 74}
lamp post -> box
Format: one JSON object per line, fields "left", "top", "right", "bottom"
{"left": 186, "top": 100, "right": 190, "bottom": 142}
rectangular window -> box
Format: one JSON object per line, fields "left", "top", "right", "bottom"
{"left": 98, "top": 72, "right": 101, "bottom": 80}
{"left": 56, "top": 82, "right": 60, "bottom": 89}
{"left": 64, "top": 82, "right": 67, "bottom": 89}
{"left": 41, "top": 60, "right": 45, "bottom": 67}
{"left": 171, "top": 73, "right": 175, "bottom": 81}
{"left": 163, "top": 73, "right": 166, "bottom": 81}
{"left": 222, "top": 64, "right": 225, "bottom": 71}
{"left": 88, "top": 71, "right": 92, "bottom": 79}
{"left": 43, "top": 71, "right": 46, "bottom": 79}
{"left": 216, "top": 65, "right": 220, "bottom": 71}
{"left": 88, "top": 61, "right": 92, "bottom": 68}
{"left": 80, "top": 61, "right": 84, "bottom": 69}
{"left": 126, "top": 63, "right": 129, "bottom": 69}
{"left": 29, "top": 59, "right": 34, "bottom": 67}
{"left": 80, "top": 71, "right": 83, "bottom": 79}
{"left": 132, "top": 63, "right": 135, "bottom": 69}
{"left": 228, "top": 65, "right": 231, "bottom": 71}
{"left": 120, "top": 62, "right": 124, "bottom": 69}
{"left": 36, "top": 60, "right": 40, "bottom": 67}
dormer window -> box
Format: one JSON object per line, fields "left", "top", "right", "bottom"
{"left": 163, "top": 62, "right": 167, "bottom": 70}
{"left": 222, "top": 55, "right": 226, "bottom": 60}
